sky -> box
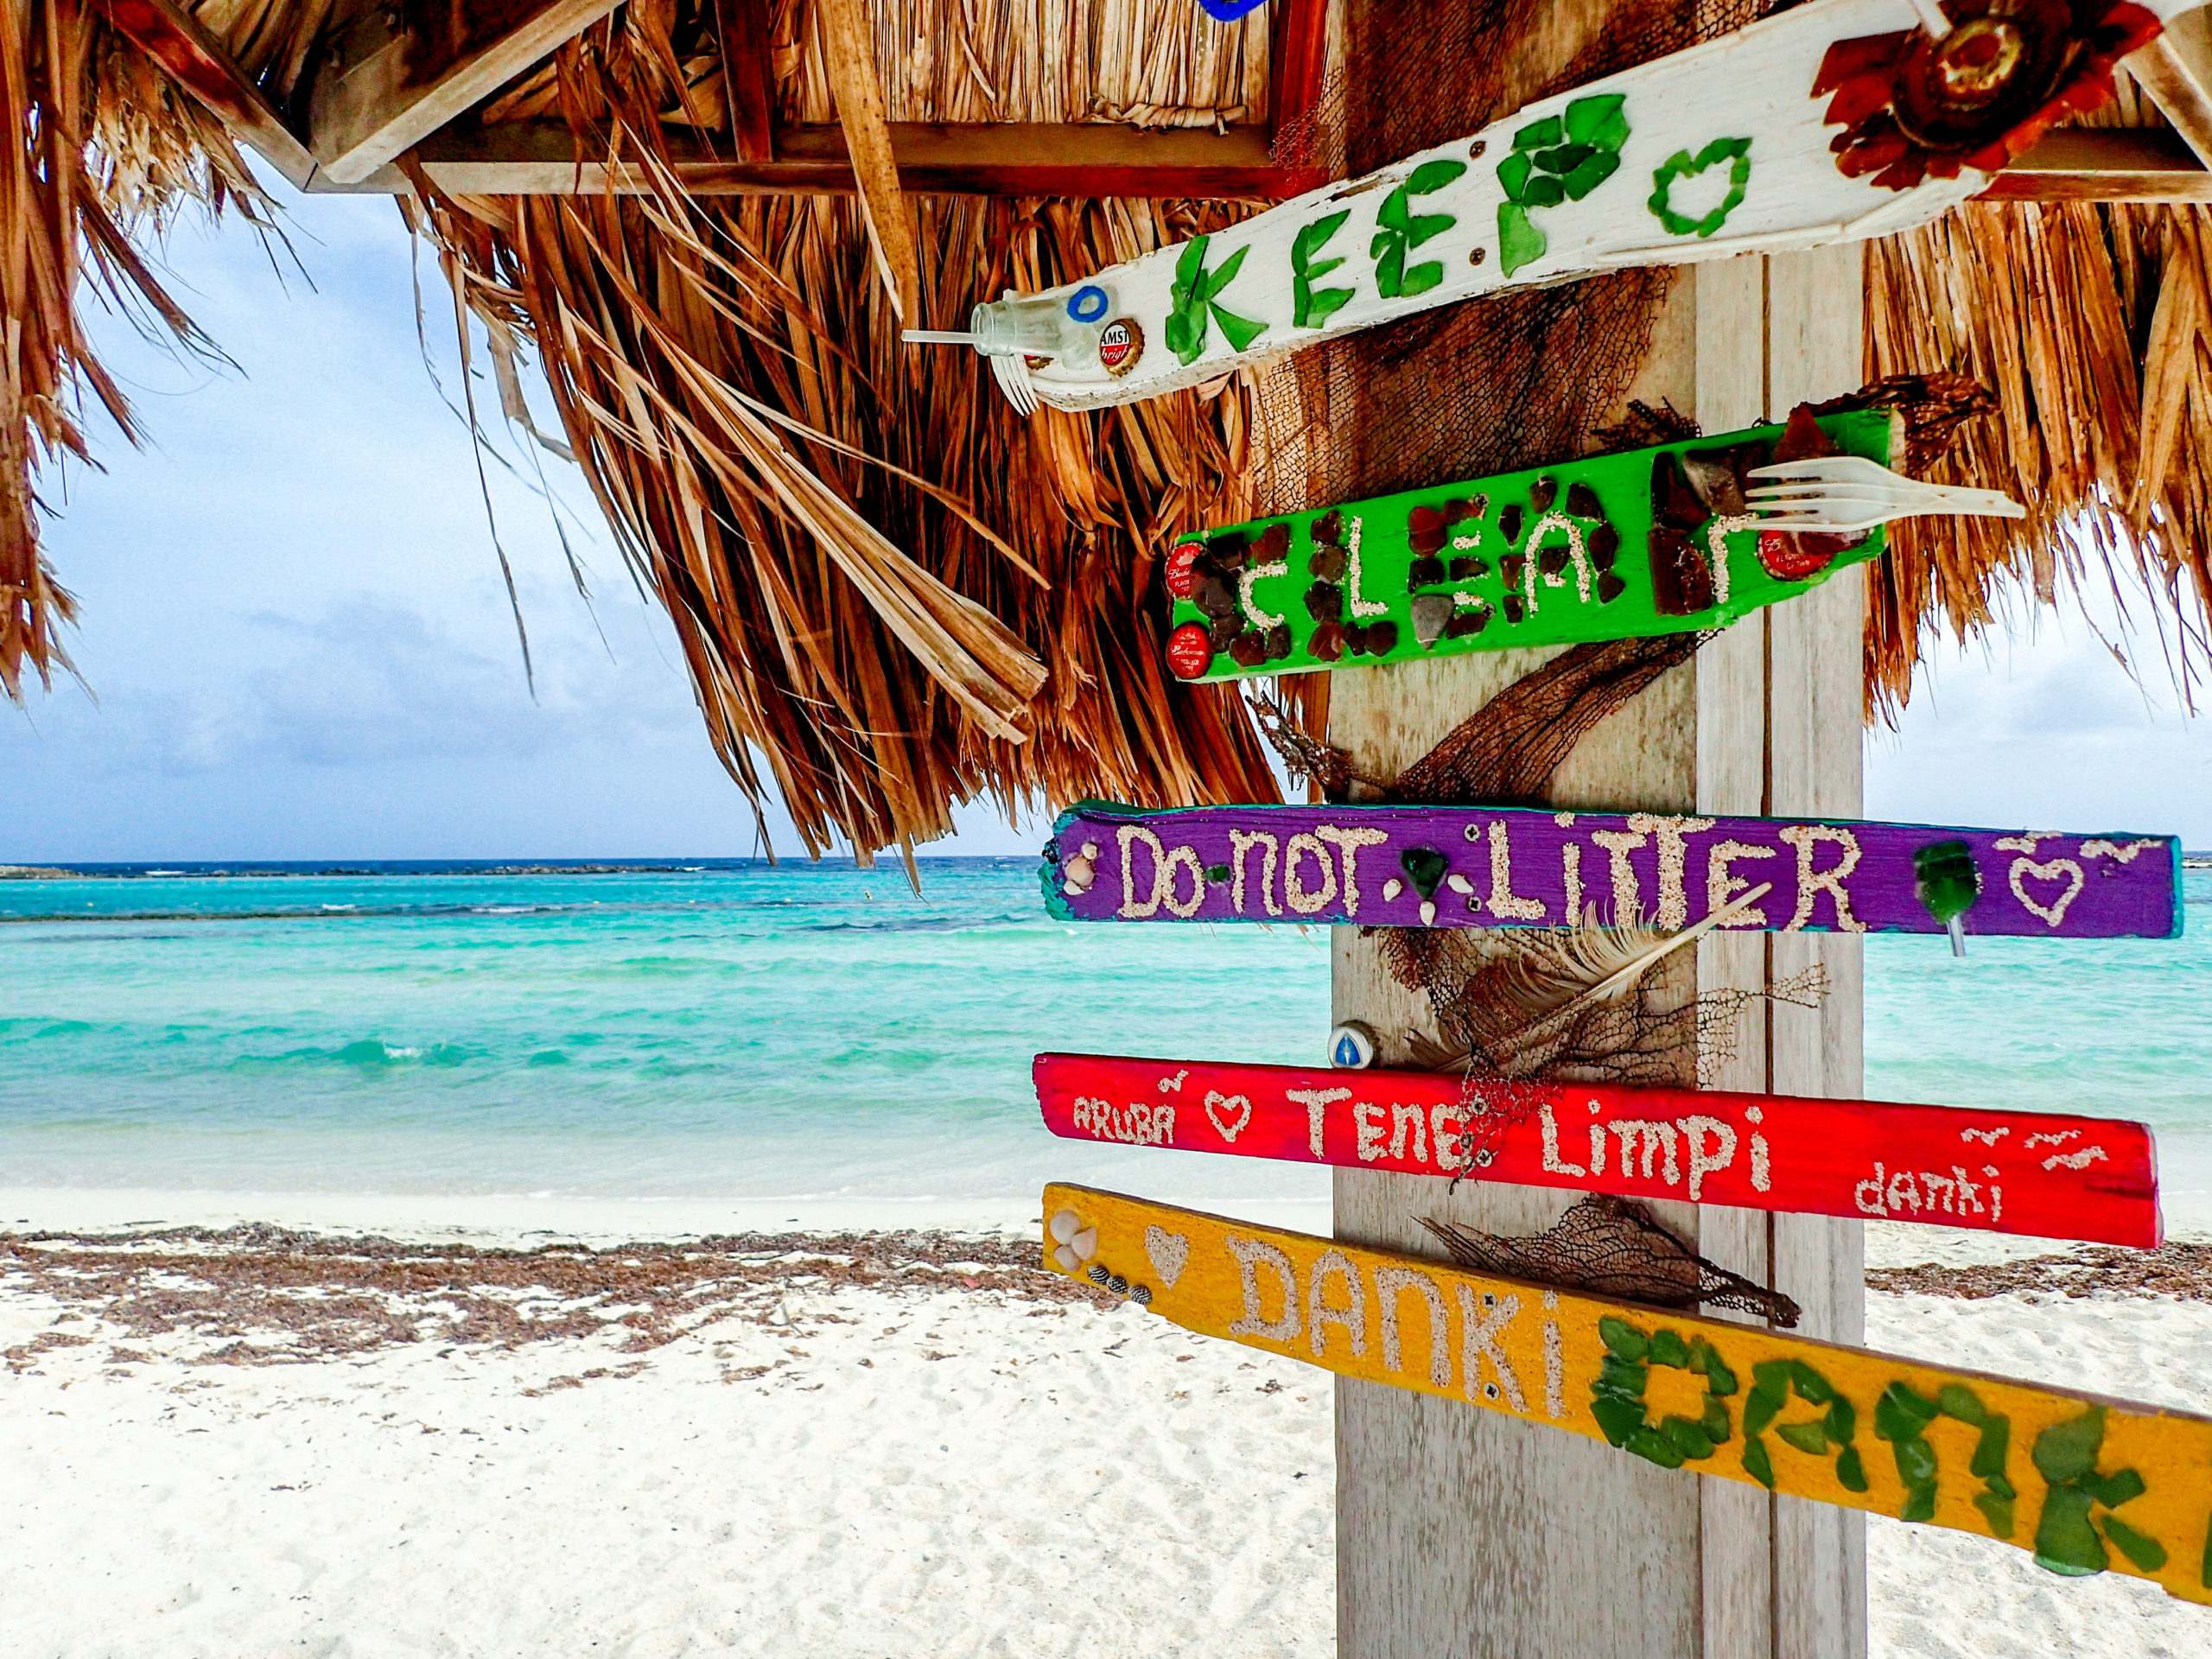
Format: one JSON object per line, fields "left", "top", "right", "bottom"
{"left": 5, "top": 182, "right": 2212, "bottom": 861}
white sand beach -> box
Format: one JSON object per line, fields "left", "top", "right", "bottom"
{"left": 4, "top": 1208, "right": 2212, "bottom": 1658}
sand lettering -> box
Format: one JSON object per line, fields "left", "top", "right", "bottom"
{"left": 1541, "top": 1101, "right": 1588, "bottom": 1176}
{"left": 1316, "top": 826, "right": 1389, "bottom": 918}
{"left": 1288, "top": 1086, "right": 1351, "bottom": 1160}
{"left": 1116, "top": 824, "right": 1206, "bottom": 919}
{"left": 1454, "top": 1286, "right": 1528, "bottom": 1410}
{"left": 1307, "top": 1249, "right": 1369, "bottom": 1360}
{"left": 1355, "top": 1100, "right": 1389, "bottom": 1162}
{"left": 1589, "top": 830, "right": 1647, "bottom": 919}
{"left": 1485, "top": 822, "right": 1547, "bottom": 920}
{"left": 1376, "top": 1266, "right": 1452, "bottom": 1386}
{"left": 1225, "top": 1236, "right": 1301, "bottom": 1341}
{"left": 1778, "top": 825, "right": 1866, "bottom": 932}
{"left": 1228, "top": 830, "right": 1282, "bottom": 917}
{"left": 1283, "top": 833, "right": 1339, "bottom": 915}
{"left": 1432, "top": 1103, "right": 1474, "bottom": 1173}
{"left": 1541, "top": 1291, "right": 1564, "bottom": 1419}
{"left": 1389, "top": 1102, "right": 1428, "bottom": 1163}
{"left": 1070, "top": 1096, "right": 1176, "bottom": 1147}
{"left": 1627, "top": 813, "right": 1714, "bottom": 930}
{"left": 1707, "top": 841, "right": 1777, "bottom": 928}
{"left": 1561, "top": 842, "right": 1586, "bottom": 918}
{"left": 1680, "top": 1115, "right": 1738, "bottom": 1202}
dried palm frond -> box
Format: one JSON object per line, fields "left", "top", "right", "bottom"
{"left": 1422, "top": 1196, "right": 1802, "bottom": 1326}
{"left": 410, "top": 6, "right": 1313, "bottom": 864}
{"left": 3, "top": 0, "right": 270, "bottom": 702}
{"left": 1866, "top": 82, "right": 2212, "bottom": 720}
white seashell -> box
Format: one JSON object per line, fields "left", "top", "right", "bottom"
{"left": 1054, "top": 1244, "right": 1081, "bottom": 1271}
{"left": 1382, "top": 878, "right": 1404, "bottom": 901}
{"left": 1049, "top": 1209, "right": 1080, "bottom": 1243}
{"left": 1420, "top": 900, "right": 1437, "bottom": 925}
{"left": 1070, "top": 1227, "right": 1099, "bottom": 1261}
{"left": 1063, "top": 879, "right": 1084, "bottom": 896}
{"left": 1446, "top": 874, "right": 1474, "bottom": 894}
{"left": 1080, "top": 842, "right": 1099, "bottom": 859}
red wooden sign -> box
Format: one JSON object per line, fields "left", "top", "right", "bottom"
{"left": 1034, "top": 1053, "right": 2161, "bottom": 1249}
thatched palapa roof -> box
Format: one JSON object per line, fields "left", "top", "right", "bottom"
{"left": 14, "top": 0, "right": 2212, "bottom": 859}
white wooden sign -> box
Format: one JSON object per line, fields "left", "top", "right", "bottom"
{"left": 944, "top": 0, "right": 2176, "bottom": 411}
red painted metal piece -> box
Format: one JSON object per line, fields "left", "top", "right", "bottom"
{"left": 1035, "top": 1052, "right": 2163, "bottom": 1249}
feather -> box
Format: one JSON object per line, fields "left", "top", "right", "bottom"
{"left": 1423, "top": 881, "right": 1773, "bottom": 1073}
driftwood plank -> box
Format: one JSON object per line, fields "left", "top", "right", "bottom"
{"left": 1045, "top": 802, "right": 2181, "bottom": 938}
{"left": 1044, "top": 1184, "right": 2212, "bottom": 1606}
{"left": 1033, "top": 1054, "right": 2163, "bottom": 1248}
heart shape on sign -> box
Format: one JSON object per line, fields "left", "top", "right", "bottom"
{"left": 2010, "top": 856, "right": 2085, "bottom": 928}
{"left": 1400, "top": 846, "right": 1450, "bottom": 900}
{"left": 1145, "top": 1225, "right": 1189, "bottom": 1289}
{"left": 1204, "top": 1090, "right": 1252, "bottom": 1142}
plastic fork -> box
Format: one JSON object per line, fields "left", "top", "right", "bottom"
{"left": 1744, "top": 454, "right": 2024, "bottom": 533}
{"left": 989, "top": 350, "right": 1039, "bottom": 417}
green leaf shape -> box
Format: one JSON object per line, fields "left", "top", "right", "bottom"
{"left": 1205, "top": 863, "right": 1230, "bottom": 883}
{"left": 2202, "top": 1510, "right": 2212, "bottom": 1588}
{"left": 1776, "top": 1421, "right": 1830, "bottom": 1457}
{"left": 1876, "top": 1382, "right": 1940, "bottom": 1443}
{"left": 1497, "top": 203, "right": 1545, "bottom": 276}
{"left": 1565, "top": 93, "right": 1627, "bottom": 146}
{"left": 1900, "top": 1480, "right": 1937, "bottom": 1524}
{"left": 1407, "top": 212, "right": 1455, "bottom": 250}
{"left": 1789, "top": 1362, "right": 1836, "bottom": 1405}
{"left": 1892, "top": 1434, "right": 1938, "bottom": 1486}
{"left": 1293, "top": 211, "right": 1350, "bottom": 266}
{"left": 1597, "top": 1356, "right": 1649, "bottom": 1401}
{"left": 1649, "top": 1328, "right": 1689, "bottom": 1369}
{"left": 1626, "top": 1426, "right": 1686, "bottom": 1469}
{"left": 1173, "top": 236, "right": 1210, "bottom": 306}
{"left": 1976, "top": 1491, "right": 2017, "bottom": 1540}
{"left": 1164, "top": 310, "right": 1198, "bottom": 362}
{"left": 1563, "top": 149, "right": 1621, "bottom": 202}
{"left": 1299, "top": 286, "right": 1351, "bottom": 331}
{"left": 1694, "top": 1341, "right": 1738, "bottom": 1396}
{"left": 1825, "top": 1396, "right": 1857, "bottom": 1445}
{"left": 1521, "top": 174, "right": 1566, "bottom": 209}
{"left": 1599, "top": 1317, "right": 1649, "bottom": 1362}
{"left": 1399, "top": 262, "right": 1444, "bottom": 297}
{"left": 1662, "top": 1416, "right": 1716, "bottom": 1460}
{"left": 1202, "top": 245, "right": 1249, "bottom": 301}
{"left": 1701, "top": 1396, "right": 1732, "bottom": 1443}
{"left": 2082, "top": 1468, "right": 2149, "bottom": 1510}
{"left": 1211, "top": 303, "right": 1267, "bottom": 353}
{"left": 1836, "top": 1446, "right": 1869, "bottom": 1493}
{"left": 1647, "top": 136, "right": 1754, "bottom": 239}
{"left": 1938, "top": 1384, "right": 1989, "bottom": 1427}
{"left": 1743, "top": 1383, "right": 1786, "bottom": 1439}
{"left": 2035, "top": 1484, "right": 2107, "bottom": 1576}
{"left": 1592, "top": 1394, "right": 1646, "bottom": 1447}
{"left": 2034, "top": 1408, "right": 2107, "bottom": 1485}
{"left": 1533, "top": 143, "right": 1596, "bottom": 176}
{"left": 1513, "top": 114, "right": 1563, "bottom": 150}
{"left": 1497, "top": 151, "right": 1533, "bottom": 202}
{"left": 2101, "top": 1516, "right": 2169, "bottom": 1573}
{"left": 1407, "top": 158, "right": 1468, "bottom": 194}
{"left": 1373, "top": 239, "right": 1407, "bottom": 299}
{"left": 1743, "top": 1437, "right": 1777, "bottom": 1490}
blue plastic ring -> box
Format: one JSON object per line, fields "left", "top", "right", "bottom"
{"left": 1068, "top": 285, "right": 1110, "bottom": 323}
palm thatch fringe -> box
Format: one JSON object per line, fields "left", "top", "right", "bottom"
{"left": 2, "top": 0, "right": 268, "bottom": 702}
{"left": 410, "top": 9, "right": 1306, "bottom": 864}
{"left": 1866, "top": 77, "right": 2212, "bottom": 720}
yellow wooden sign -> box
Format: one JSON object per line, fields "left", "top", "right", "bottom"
{"left": 1042, "top": 1184, "right": 2212, "bottom": 1605}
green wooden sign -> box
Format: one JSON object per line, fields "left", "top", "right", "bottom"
{"left": 1161, "top": 410, "right": 1893, "bottom": 683}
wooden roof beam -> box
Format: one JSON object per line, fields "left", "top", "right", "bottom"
{"left": 2126, "top": 6, "right": 2212, "bottom": 168}
{"left": 91, "top": 0, "right": 321, "bottom": 188}
{"left": 408, "top": 121, "right": 1329, "bottom": 200}
{"left": 308, "top": 0, "right": 625, "bottom": 185}
{"left": 1983, "top": 126, "right": 2212, "bottom": 201}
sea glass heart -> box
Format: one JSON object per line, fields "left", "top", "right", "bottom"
{"left": 1401, "top": 847, "right": 1450, "bottom": 900}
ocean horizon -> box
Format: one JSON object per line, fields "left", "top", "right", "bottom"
{"left": 8, "top": 857, "right": 2209, "bottom": 1236}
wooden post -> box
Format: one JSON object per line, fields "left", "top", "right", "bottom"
{"left": 1330, "top": 256, "right": 1866, "bottom": 1659}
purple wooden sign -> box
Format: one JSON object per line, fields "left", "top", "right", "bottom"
{"left": 1041, "top": 803, "right": 2181, "bottom": 938}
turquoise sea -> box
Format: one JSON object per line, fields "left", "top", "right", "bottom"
{"left": 4, "top": 860, "right": 2209, "bottom": 1230}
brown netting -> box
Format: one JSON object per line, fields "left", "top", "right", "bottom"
{"left": 1424, "top": 1196, "right": 1804, "bottom": 1326}
{"left": 1254, "top": 0, "right": 1781, "bottom": 521}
